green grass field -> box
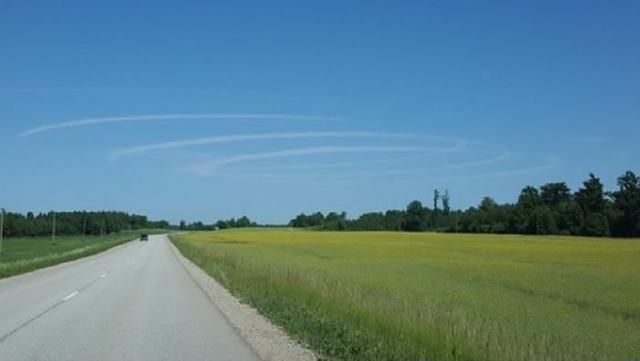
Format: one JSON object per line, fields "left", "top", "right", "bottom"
{"left": 0, "top": 230, "right": 162, "bottom": 279}
{"left": 172, "top": 230, "right": 640, "bottom": 361}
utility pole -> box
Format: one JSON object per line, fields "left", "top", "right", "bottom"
{"left": 51, "top": 211, "right": 57, "bottom": 245}
{"left": 0, "top": 208, "right": 5, "bottom": 256}
{"left": 82, "top": 213, "right": 87, "bottom": 238}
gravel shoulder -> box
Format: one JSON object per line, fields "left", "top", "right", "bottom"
{"left": 169, "top": 241, "right": 318, "bottom": 361}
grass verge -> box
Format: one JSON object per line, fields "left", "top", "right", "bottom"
{"left": 0, "top": 230, "right": 166, "bottom": 279}
{"left": 171, "top": 230, "right": 640, "bottom": 361}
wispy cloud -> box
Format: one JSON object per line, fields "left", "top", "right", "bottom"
{"left": 20, "top": 113, "right": 342, "bottom": 137}
{"left": 225, "top": 141, "right": 506, "bottom": 175}
{"left": 188, "top": 146, "right": 443, "bottom": 176}
{"left": 110, "top": 132, "right": 464, "bottom": 160}
{"left": 227, "top": 157, "right": 560, "bottom": 183}
{"left": 230, "top": 154, "right": 435, "bottom": 172}
{"left": 444, "top": 143, "right": 511, "bottom": 169}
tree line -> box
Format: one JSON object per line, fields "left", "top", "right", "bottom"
{"left": 0, "top": 210, "right": 170, "bottom": 238}
{"left": 289, "top": 171, "right": 640, "bottom": 237}
{"left": 178, "top": 216, "right": 258, "bottom": 231}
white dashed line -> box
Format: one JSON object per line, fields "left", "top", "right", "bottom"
{"left": 100, "top": 273, "right": 107, "bottom": 278}
{"left": 62, "top": 291, "right": 79, "bottom": 302}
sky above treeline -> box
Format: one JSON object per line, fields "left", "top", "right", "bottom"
{"left": 1, "top": 1, "right": 638, "bottom": 224}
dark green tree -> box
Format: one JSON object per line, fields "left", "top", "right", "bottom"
{"left": 383, "top": 210, "right": 405, "bottom": 231}
{"left": 514, "top": 186, "right": 543, "bottom": 234}
{"left": 442, "top": 190, "right": 451, "bottom": 215}
{"left": 575, "top": 174, "right": 607, "bottom": 215}
{"left": 325, "top": 212, "right": 347, "bottom": 230}
{"left": 583, "top": 213, "right": 610, "bottom": 237}
{"left": 556, "top": 201, "right": 584, "bottom": 235}
{"left": 353, "top": 213, "right": 386, "bottom": 231}
{"left": 402, "top": 200, "right": 427, "bottom": 232}
{"left": 235, "top": 216, "right": 251, "bottom": 228}
{"left": 540, "top": 182, "right": 572, "bottom": 206}
{"left": 432, "top": 189, "right": 440, "bottom": 227}
{"left": 575, "top": 174, "right": 610, "bottom": 236}
{"left": 540, "top": 182, "right": 574, "bottom": 234}
{"left": 611, "top": 171, "right": 640, "bottom": 237}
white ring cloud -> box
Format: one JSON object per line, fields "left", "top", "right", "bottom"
{"left": 234, "top": 141, "right": 509, "bottom": 174}
{"left": 17, "top": 112, "right": 554, "bottom": 181}
{"left": 110, "top": 132, "right": 466, "bottom": 161}
{"left": 109, "top": 131, "right": 517, "bottom": 179}
{"left": 20, "top": 113, "right": 341, "bottom": 137}
{"left": 229, "top": 154, "right": 440, "bottom": 172}
{"left": 187, "top": 146, "right": 448, "bottom": 176}
{"left": 227, "top": 157, "right": 560, "bottom": 182}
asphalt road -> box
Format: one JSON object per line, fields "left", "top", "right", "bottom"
{"left": 0, "top": 235, "right": 260, "bottom": 361}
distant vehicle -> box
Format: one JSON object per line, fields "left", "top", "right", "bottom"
{"left": 140, "top": 234, "right": 149, "bottom": 241}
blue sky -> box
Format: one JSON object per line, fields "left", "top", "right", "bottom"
{"left": 1, "top": 1, "right": 638, "bottom": 224}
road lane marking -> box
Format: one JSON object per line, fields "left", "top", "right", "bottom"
{"left": 63, "top": 291, "right": 79, "bottom": 301}
{"left": 1, "top": 244, "right": 139, "bottom": 343}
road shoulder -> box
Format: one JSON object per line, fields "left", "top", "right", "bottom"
{"left": 169, "top": 240, "right": 317, "bottom": 361}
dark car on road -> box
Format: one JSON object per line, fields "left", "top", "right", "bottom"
{"left": 140, "top": 234, "right": 149, "bottom": 241}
